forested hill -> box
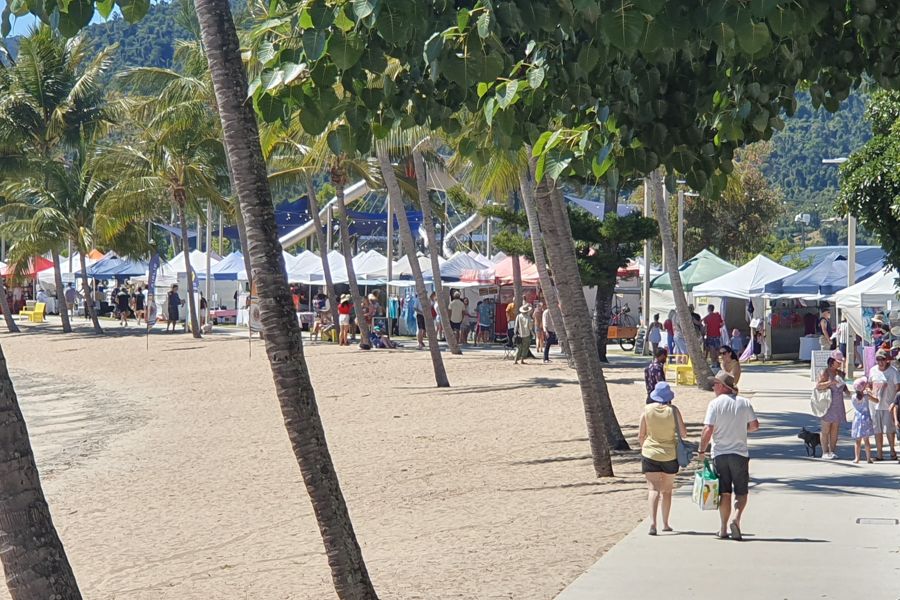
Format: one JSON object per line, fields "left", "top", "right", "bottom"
{"left": 762, "top": 92, "right": 870, "bottom": 227}
{"left": 86, "top": 1, "right": 191, "bottom": 72}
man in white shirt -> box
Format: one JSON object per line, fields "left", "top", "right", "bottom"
{"left": 64, "top": 283, "right": 79, "bottom": 318}
{"left": 448, "top": 292, "right": 466, "bottom": 345}
{"left": 867, "top": 349, "right": 899, "bottom": 461}
{"left": 699, "top": 371, "right": 760, "bottom": 541}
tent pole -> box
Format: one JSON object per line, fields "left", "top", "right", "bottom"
{"left": 205, "top": 201, "right": 212, "bottom": 326}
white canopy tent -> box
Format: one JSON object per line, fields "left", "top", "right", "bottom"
{"left": 833, "top": 268, "right": 899, "bottom": 341}
{"left": 37, "top": 252, "right": 103, "bottom": 290}
{"left": 693, "top": 254, "right": 796, "bottom": 300}
{"left": 353, "top": 250, "right": 391, "bottom": 281}
{"left": 393, "top": 253, "right": 443, "bottom": 278}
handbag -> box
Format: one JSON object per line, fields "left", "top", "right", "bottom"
{"left": 673, "top": 408, "right": 691, "bottom": 468}
{"left": 546, "top": 331, "right": 558, "bottom": 345}
{"left": 810, "top": 386, "right": 832, "bottom": 417}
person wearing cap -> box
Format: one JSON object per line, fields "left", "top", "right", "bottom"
{"left": 699, "top": 371, "right": 759, "bottom": 540}
{"left": 850, "top": 377, "right": 875, "bottom": 463}
{"left": 448, "top": 291, "right": 466, "bottom": 345}
{"left": 866, "top": 349, "right": 899, "bottom": 461}
{"left": 815, "top": 351, "right": 849, "bottom": 459}
{"left": 513, "top": 303, "right": 534, "bottom": 365}
{"left": 337, "top": 293, "right": 353, "bottom": 346}
{"left": 643, "top": 347, "right": 668, "bottom": 404}
{"left": 871, "top": 314, "right": 886, "bottom": 347}
{"left": 639, "top": 381, "right": 688, "bottom": 536}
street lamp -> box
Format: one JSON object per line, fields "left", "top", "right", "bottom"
{"left": 821, "top": 157, "right": 854, "bottom": 287}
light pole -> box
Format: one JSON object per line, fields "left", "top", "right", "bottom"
{"left": 823, "top": 156, "right": 854, "bottom": 375}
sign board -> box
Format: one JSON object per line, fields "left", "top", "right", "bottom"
{"left": 810, "top": 350, "right": 831, "bottom": 382}
{"left": 633, "top": 326, "right": 647, "bottom": 355}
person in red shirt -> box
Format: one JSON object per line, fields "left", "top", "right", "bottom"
{"left": 702, "top": 304, "right": 724, "bottom": 364}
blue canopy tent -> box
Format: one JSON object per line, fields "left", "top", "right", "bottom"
{"left": 208, "top": 251, "right": 246, "bottom": 281}
{"left": 764, "top": 252, "right": 884, "bottom": 297}
{"left": 78, "top": 254, "right": 149, "bottom": 279}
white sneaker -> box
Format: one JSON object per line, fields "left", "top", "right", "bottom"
{"left": 822, "top": 453, "right": 833, "bottom": 459}
{"left": 830, "top": 453, "right": 839, "bottom": 460}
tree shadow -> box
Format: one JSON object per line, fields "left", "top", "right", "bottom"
{"left": 402, "top": 377, "right": 576, "bottom": 395}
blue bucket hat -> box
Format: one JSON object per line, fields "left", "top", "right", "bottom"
{"left": 649, "top": 381, "right": 675, "bottom": 404}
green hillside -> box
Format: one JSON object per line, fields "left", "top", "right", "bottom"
{"left": 86, "top": 2, "right": 192, "bottom": 71}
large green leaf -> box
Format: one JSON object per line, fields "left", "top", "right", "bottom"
{"left": 303, "top": 29, "right": 329, "bottom": 61}
{"left": 735, "top": 20, "right": 770, "bottom": 55}
{"left": 600, "top": 5, "right": 644, "bottom": 52}
{"left": 352, "top": 0, "right": 378, "bottom": 20}
{"left": 95, "top": 0, "right": 114, "bottom": 18}
{"left": 375, "top": 2, "right": 408, "bottom": 44}
{"left": 116, "top": 0, "right": 149, "bottom": 23}
{"left": 58, "top": 0, "right": 92, "bottom": 36}
{"left": 329, "top": 31, "right": 365, "bottom": 70}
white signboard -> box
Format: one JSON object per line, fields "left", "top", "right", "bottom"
{"left": 810, "top": 350, "right": 832, "bottom": 383}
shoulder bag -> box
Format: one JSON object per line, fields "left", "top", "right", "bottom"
{"left": 673, "top": 407, "right": 692, "bottom": 468}
{"left": 810, "top": 385, "right": 832, "bottom": 417}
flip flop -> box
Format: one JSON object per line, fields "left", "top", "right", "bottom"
{"left": 648, "top": 526, "right": 657, "bottom": 536}
{"left": 729, "top": 522, "right": 743, "bottom": 541}
{"left": 715, "top": 531, "right": 729, "bottom": 539}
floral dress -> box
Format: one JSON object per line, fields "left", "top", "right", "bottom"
{"left": 821, "top": 377, "right": 848, "bottom": 425}
{"left": 850, "top": 395, "right": 875, "bottom": 439}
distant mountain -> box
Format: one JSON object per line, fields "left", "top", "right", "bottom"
{"left": 762, "top": 91, "right": 871, "bottom": 235}
{"left": 86, "top": 2, "right": 192, "bottom": 72}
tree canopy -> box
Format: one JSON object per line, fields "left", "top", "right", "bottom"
{"left": 839, "top": 89, "right": 900, "bottom": 273}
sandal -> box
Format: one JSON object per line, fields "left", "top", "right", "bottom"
{"left": 729, "top": 522, "right": 743, "bottom": 541}
{"left": 648, "top": 526, "right": 657, "bottom": 536}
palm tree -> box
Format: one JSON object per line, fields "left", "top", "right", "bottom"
{"left": 649, "top": 170, "right": 714, "bottom": 388}
{"left": 0, "top": 26, "right": 118, "bottom": 333}
{"left": 193, "top": 0, "right": 378, "bottom": 596}
{"left": 2, "top": 150, "right": 147, "bottom": 334}
{"left": 261, "top": 125, "right": 342, "bottom": 331}
{"left": 101, "top": 83, "right": 228, "bottom": 338}
{"left": 410, "top": 144, "right": 462, "bottom": 355}
{"left": 377, "top": 144, "right": 450, "bottom": 386}
{"left": 0, "top": 342, "right": 82, "bottom": 597}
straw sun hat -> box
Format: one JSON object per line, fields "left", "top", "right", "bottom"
{"left": 519, "top": 303, "right": 534, "bottom": 314}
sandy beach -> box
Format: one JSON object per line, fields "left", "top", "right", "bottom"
{"left": 1, "top": 321, "right": 714, "bottom": 599}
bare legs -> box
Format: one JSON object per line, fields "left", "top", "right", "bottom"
{"left": 854, "top": 437, "right": 873, "bottom": 463}
{"left": 820, "top": 420, "right": 839, "bottom": 457}
{"left": 644, "top": 472, "right": 675, "bottom": 534}
{"left": 874, "top": 431, "right": 895, "bottom": 460}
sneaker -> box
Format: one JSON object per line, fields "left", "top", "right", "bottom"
{"left": 830, "top": 452, "right": 839, "bottom": 460}
{"left": 822, "top": 452, "right": 833, "bottom": 459}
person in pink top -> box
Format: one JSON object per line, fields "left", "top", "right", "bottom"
{"left": 702, "top": 304, "right": 724, "bottom": 365}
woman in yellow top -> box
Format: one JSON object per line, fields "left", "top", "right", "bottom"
{"left": 639, "top": 381, "right": 688, "bottom": 535}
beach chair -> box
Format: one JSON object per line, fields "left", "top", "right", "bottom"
{"left": 666, "top": 354, "right": 695, "bottom": 386}
{"left": 19, "top": 302, "right": 46, "bottom": 323}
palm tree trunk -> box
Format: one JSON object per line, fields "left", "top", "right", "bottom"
{"left": 50, "top": 249, "right": 72, "bottom": 333}
{"left": 593, "top": 184, "right": 618, "bottom": 363}
{"left": 176, "top": 197, "right": 202, "bottom": 339}
{"left": 0, "top": 277, "right": 20, "bottom": 333}
{"left": 548, "top": 184, "right": 629, "bottom": 450}
{"left": 532, "top": 181, "right": 616, "bottom": 475}
{"left": 78, "top": 252, "right": 102, "bottom": 334}
{"left": 306, "top": 178, "right": 340, "bottom": 333}
{"left": 411, "top": 148, "right": 461, "bottom": 355}
{"left": 331, "top": 165, "right": 370, "bottom": 346}
{"left": 193, "top": 1, "right": 377, "bottom": 596}
{"left": 233, "top": 198, "right": 253, "bottom": 287}
{"left": 516, "top": 168, "right": 569, "bottom": 363}
{"left": 377, "top": 146, "right": 449, "bottom": 387}
{"left": 0, "top": 342, "right": 82, "bottom": 599}
{"left": 649, "top": 171, "right": 713, "bottom": 390}
{"left": 510, "top": 252, "right": 524, "bottom": 308}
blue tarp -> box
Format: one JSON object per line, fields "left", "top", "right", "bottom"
{"left": 764, "top": 252, "right": 884, "bottom": 296}
{"left": 80, "top": 254, "right": 149, "bottom": 278}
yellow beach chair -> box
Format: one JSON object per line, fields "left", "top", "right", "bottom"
{"left": 18, "top": 302, "right": 46, "bottom": 323}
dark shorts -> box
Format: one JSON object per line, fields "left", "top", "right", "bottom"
{"left": 416, "top": 314, "right": 425, "bottom": 330}
{"left": 705, "top": 336, "right": 722, "bottom": 349}
{"left": 714, "top": 454, "right": 750, "bottom": 496}
{"left": 641, "top": 456, "right": 679, "bottom": 475}
{"left": 168, "top": 307, "right": 179, "bottom": 321}
{"left": 449, "top": 320, "right": 462, "bottom": 331}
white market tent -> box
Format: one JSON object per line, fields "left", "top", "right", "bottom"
{"left": 833, "top": 268, "right": 899, "bottom": 341}
{"left": 37, "top": 252, "right": 102, "bottom": 289}
{"left": 423, "top": 252, "right": 489, "bottom": 280}
{"left": 693, "top": 254, "right": 797, "bottom": 300}
{"left": 156, "top": 250, "right": 222, "bottom": 286}
{"left": 298, "top": 250, "right": 347, "bottom": 284}
{"left": 393, "top": 253, "right": 443, "bottom": 278}
{"left": 353, "top": 250, "right": 391, "bottom": 281}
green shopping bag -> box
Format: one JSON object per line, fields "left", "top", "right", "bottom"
{"left": 691, "top": 459, "right": 720, "bottom": 511}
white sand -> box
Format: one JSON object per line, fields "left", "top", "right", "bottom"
{"left": 1, "top": 322, "right": 712, "bottom": 599}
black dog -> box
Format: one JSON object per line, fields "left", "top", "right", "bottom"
{"left": 798, "top": 427, "right": 821, "bottom": 457}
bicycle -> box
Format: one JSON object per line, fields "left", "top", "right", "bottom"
{"left": 608, "top": 302, "right": 638, "bottom": 351}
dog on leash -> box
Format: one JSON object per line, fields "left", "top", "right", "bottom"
{"left": 798, "top": 427, "right": 821, "bottom": 457}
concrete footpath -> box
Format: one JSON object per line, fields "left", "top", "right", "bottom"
{"left": 556, "top": 367, "right": 900, "bottom": 600}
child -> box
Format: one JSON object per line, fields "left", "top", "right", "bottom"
{"left": 850, "top": 377, "right": 874, "bottom": 464}
{"left": 730, "top": 328, "right": 744, "bottom": 355}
